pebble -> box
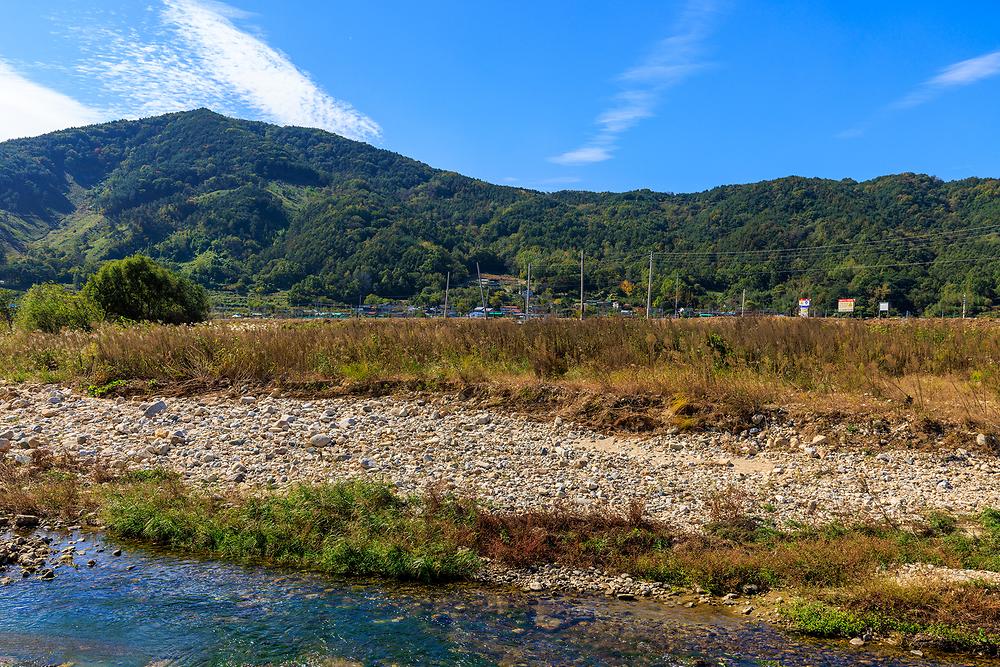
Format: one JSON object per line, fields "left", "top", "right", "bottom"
{"left": 309, "top": 434, "right": 332, "bottom": 447}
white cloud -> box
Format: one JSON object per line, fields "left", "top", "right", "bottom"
{"left": 842, "top": 48, "right": 1000, "bottom": 138}
{"left": 550, "top": 145, "right": 612, "bottom": 166}
{"left": 550, "top": 1, "right": 718, "bottom": 166}
{"left": 896, "top": 49, "right": 1000, "bottom": 109}
{"left": 537, "top": 175, "right": 582, "bottom": 186}
{"left": 930, "top": 50, "right": 1000, "bottom": 87}
{"left": 0, "top": 60, "right": 102, "bottom": 141}
{"left": 74, "top": 0, "right": 380, "bottom": 142}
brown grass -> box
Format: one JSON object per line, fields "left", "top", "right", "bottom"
{"left": 0, "top": 451, "right": 112, "bottom": 521}
{"left": 470, "top": 499, "right": 661, "bottom": 569}
{"left": 1, "top": 317, "right": 999, "bottom": 433}
{"left": 454, "top": 486, "right": 967, "bottom": 597}
{"left": 828, "top": 579, "right": 1000, "bottom": 634}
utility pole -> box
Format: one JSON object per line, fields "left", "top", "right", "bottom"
{"left": 963, "top": 292, "right": 968, "bottom": 319}
{"left": 673, "top": 272, "right": 680, "bottom": 318}
{"left": 741, "top": 288, "right": 746, "bottom": 317}
{"left": 645, "top": 251, "right": 654, "bottom": 319}
{"left": 443, "top": 271, "right": 450, "bottom": 319}
{"left": 476, "top": 262, "right": 487, "bottom": 319}
{"left": 525, "top": 263, "right": 531, "bottom": 321}
{"left": 579, "top": 250, "right": 585, "bottom": 321}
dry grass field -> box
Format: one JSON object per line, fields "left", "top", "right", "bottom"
{"left": 2, "top": 316, "right": 998, "bottom": 437}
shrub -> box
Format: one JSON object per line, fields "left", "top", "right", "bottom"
{"left": 83, "top": 254, "right": 209, "bottom": 324}
{"left": 14, "top": 283, "right": 99, "bottom": 333}
{"left": 0, "top": 288, "right": 16, "bottom": 332}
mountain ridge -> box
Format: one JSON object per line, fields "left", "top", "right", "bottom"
{"left": 1, "top": 109, "right": 998, "bottom": 314}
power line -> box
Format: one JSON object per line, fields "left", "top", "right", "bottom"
{"left": 637, "top": 223, "right": 1000, "bottom": 260}
{"left": 768, "top": 256, "right": 992, "bottom": 276}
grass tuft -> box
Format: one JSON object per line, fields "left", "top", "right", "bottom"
{"left": 101, "top": 479, "right": 480, "bottom": 582}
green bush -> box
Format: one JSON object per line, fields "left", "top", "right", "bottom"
{"left": 0, "top": 288, "right": 16, "bottom": 332}
{"left": 14, "top": 283, "right": 99, "bottom": 333}
{"left": 83, "top": 254, "right": 209, "bottom": 325}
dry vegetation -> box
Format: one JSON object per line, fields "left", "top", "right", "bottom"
{"left": 2, "top": 317, "right": 999, "bottom": 433}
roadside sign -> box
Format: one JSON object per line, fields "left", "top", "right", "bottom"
{"left": 837, "top": 298, "right": 856, "bottom": 313}
{"left": 798, "top": 298, "right": 811, "bottom": 318}
{"left": 878, "top": 301, "right": 889, "bottom": 313}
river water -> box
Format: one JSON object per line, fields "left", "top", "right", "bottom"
{"left": 0, "top": 532, "right": 990, "bottom": 666}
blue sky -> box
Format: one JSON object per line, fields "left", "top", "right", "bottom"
{"left": 1, "top": 1, "right": 999, "bottom": 193}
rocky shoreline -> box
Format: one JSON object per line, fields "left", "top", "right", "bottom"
{"left": 0, "top": 524, "right": 117, "bottom": 585}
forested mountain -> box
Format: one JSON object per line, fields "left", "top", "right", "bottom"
{"left": 1, "top": 108, "right": 999, "bottom": 315}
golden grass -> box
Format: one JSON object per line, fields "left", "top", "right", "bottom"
{"left": 1, "top": 317, "right": 998, "bottom": 432}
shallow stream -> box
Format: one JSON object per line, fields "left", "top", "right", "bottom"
{"left": 0, "top": 533, "right": 991, "bottom": 666}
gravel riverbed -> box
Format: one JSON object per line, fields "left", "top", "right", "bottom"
{"left": 2, "top": 385, "right": 997, "bottom": 528}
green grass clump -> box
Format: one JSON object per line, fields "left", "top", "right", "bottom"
{"left": 780, "top": 600, "right": 872, "bottom": 638}
{"left": 101, "top": 479, "right": 480, "bottom": 582}
{"left": 86, "top": 378, "right": 128, "bottom": 397}
{"left": 781, "top": 593, "right": 1000, "bottom": 654}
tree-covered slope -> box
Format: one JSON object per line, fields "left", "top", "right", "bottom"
{"left": 1, "top": 109, "right": 998, "bottom": 315}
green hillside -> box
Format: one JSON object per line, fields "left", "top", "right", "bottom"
{"left": 1, "top": 108, "right": 999, "bottom": 315}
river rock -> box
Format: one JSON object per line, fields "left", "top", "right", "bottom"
{"left": 143, "top": 400, "right": 168, "bottom": 418}
{"left": 309, "top": 434, "right": 332, "bottom": 447}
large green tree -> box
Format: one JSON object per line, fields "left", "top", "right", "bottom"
{"left": 83, "top": 255, "right": 209, "bottom": 324}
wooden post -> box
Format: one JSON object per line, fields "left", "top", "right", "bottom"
{"left": 673, "top": 272, "right": 680, "bottom": 317}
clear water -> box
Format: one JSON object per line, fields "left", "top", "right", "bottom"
{"left": 0, "top": 532, "right": 991, "bottom": 666}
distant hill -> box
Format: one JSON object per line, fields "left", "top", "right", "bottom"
{"left": 1, "top": 108, "right": 998, "bottom": 315}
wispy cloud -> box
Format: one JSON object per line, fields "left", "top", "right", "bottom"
{"left": 73, "top": 0, "right": 380, "bottom": 141}
{"left": 0, "top": 60, "right": 102, "bottom": 141}
{"left": 550, "top": 1, "right": 718, "bottom": 166}
{"left": 551, "top": 146, "right": 612, "bottom": 166}
{"left": 841, "top": 49, "right": 1000, "bottom": 138}
{"left": 896, "top": 49, "right": 1000, "bottom": 109}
